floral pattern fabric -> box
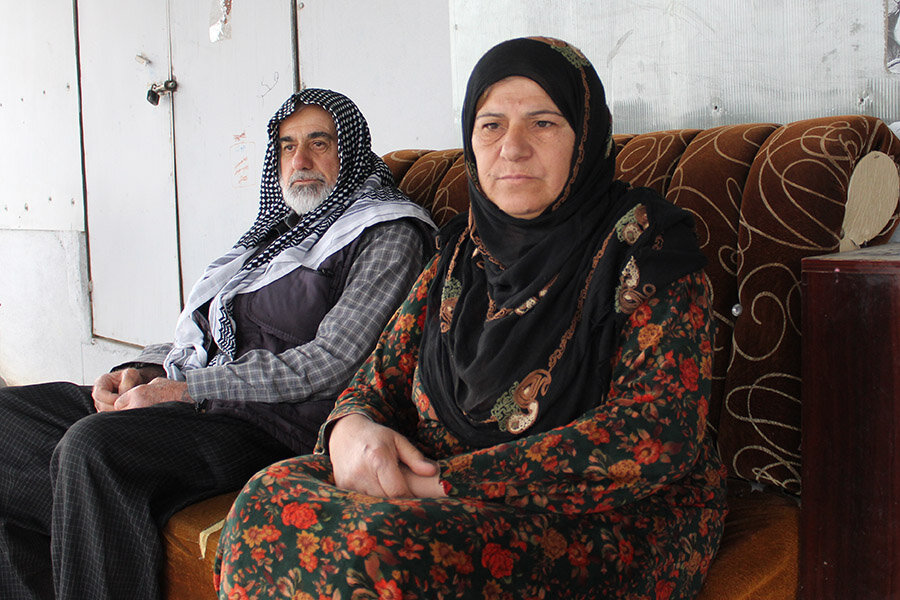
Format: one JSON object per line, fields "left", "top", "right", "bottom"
{"left": 215, "top": 257, "right": 727, "bottom": 600}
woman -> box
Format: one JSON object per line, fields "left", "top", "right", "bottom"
{"left": 215, "top": 37, "right": 726, "bottom": 600}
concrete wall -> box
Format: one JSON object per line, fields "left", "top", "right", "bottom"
{"left": 1, "top": 0, "right": 898, "bottom": 386}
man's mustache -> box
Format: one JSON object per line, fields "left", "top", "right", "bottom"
{"left": 289, "top": 170, "right": 327, "bottom": 185}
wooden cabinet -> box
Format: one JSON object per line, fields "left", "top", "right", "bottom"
{"left": 800, "top": 243, "right": 900, "bottom": 599}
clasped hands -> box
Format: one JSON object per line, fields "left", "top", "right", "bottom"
{"left": 92, "top": 366, "right": 192, "bottom": 412}
{"left": 329, "top": 413, "right": 446, "bottom": 499}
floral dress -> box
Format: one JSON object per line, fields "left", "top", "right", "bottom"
{"left": 214, "top": 257, "right": 727, "bottom": 600}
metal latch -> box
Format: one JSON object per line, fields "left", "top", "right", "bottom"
{"left": 147, "top": 79, "right": 178, "bottom": 105}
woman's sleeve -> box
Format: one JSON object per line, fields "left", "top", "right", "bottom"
{"left": 439, "top": 271, "right": 715, "bottom": 514}
{"left": 314, "top": 255, "right": 439, "bottom": 453}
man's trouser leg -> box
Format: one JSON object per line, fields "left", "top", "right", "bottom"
{"left": 0, "top": 382, "right": 95, "bottom": 600}
{"left": 50, "top": 401, "right": 293, "bottom": 600}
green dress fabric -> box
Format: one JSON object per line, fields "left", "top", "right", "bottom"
{"left": 214, "top": 256, "right": 727, "bottom": 600}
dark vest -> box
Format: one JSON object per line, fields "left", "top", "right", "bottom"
{"left": 204, "top": 235, "right": 362, "bottom": 454}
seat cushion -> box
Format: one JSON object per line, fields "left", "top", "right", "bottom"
{"left": 697, "top": 481, "right": 799, "bottom": 600}
{"left": 161, "top": 483, "right": 798, "bottom": 600}
{"left": 162, "top": 491, "right": 238, "bottom": 600}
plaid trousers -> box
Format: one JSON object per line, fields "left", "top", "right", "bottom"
{"left": 0, "top": 382, "right": 294, "bottom": 600}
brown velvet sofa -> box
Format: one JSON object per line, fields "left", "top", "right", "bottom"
{"left": 162, "top": 115, "right": 900, "bottom": 600}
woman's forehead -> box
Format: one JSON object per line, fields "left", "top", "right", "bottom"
{"left": 475, "top": 76, "right": 560, "bottom": 115}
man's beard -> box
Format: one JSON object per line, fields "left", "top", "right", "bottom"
{"left": 281, "top": 170, "right": 334, "bottom": 215}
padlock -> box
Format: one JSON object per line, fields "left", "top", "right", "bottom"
{"left": 146, "top": 78, "right": 177, "bottom": 106}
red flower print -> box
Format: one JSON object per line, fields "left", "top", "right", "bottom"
{"left": 632, "top": 303, "right": 652, "bottom": 327}
{"left": 224, "top": 585, "right": 250, "bottom": 600}
{"left": 250, "top": 546, "right": 267, "bottom": 564}
{"left": 398, "top": 538, "right": 424, "bottom": 560}
{"left": 265, "top": 463, "right": 291, "bottom": 479}
{"left": 482, "top": 580, "right": 503, "bottom": 600}
{"left": 429, "top": 564, "right": 448, "bottom": 584}
{"left": 481, "top": 542, "right": 515, "bottom": 578}
{"left": 633, "top": 439, "right": 663, "bottom": 464}
{"left": 296, "top": 531, "right": 320, "bottom": 555}
{"left": 540, "top": 528, "right": 567, "bottom": 561}
{"left": 394, "top": 313, "right": 416, "bottom": 331}
{"left": 452, "top": 551, "right": 474, "bottom": 574}
{"left": 281, "top": 502, "right": 318, "bottom": 529}
{"left": 618, "top": 539, "right": 634, "bottom": 566}
{"left": 656, "top": 579, "right": 675, "bottom": 599}
{"left": 242, "top": 525, "right": 279, "bottom": 548}
{"left": 430, "top": 540, "right": 455, "bottom": 565}
{"left": 347, "top": 528, "right": 377, "bottom": 557}
{"left": 687, "top": 302, "right": 705, "bottom": 330}
{"left": 542, "top": 455, "right": 559, "bottom": 471}
{"left": 679, "top": 357, "right": 699, "bottom": 391}
{"left": 320, "top": 536, "right": 335, "bottom": 554}
{"left": 298, "top": 551, "right": 318, "bottom": 573}
{"left": 482, "top": 481, "right": 507, "bottom": 498}
{"left": 374, "top": 579, "right": 403, "bottom": 600}
{"left": 398, "top": 353, "right": 416, "bottom": 375}
{"left": 567, "top": 541, "right": 590, "bottom": 567}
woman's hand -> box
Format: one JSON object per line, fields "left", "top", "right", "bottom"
{"left": 328, "top": 413, "right": 445, "bottom": 499}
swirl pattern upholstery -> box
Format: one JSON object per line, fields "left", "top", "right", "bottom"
{"left": 161, "top": 116, "right": 899, "bottom": 600}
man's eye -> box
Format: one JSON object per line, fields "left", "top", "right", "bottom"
{"left": 281, "top": 144, "right": 296, "bottom": 154}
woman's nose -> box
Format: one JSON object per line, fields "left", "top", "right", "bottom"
{"left": 499, "top": 124, "right": 531, "bottom": 161}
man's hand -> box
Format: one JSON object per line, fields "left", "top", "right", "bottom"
{"left": 93, "top": 366, "right": 165, "bottom": 412}
{"left": 328, "top": 413, "right": 445, "bottom": 499}
{"left": 113, "top": 377, "right": 192, "bottom": 411}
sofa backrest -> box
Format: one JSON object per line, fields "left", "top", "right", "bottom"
{"left": 382, "top": 115, "right": 900, "bottom": 495}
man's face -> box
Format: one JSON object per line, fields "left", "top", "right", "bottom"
{"left": 278, "top": 105, "right": 340, "bottom": 214}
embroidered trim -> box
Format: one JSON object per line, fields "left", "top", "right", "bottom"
{"left": 615, "top": 204, "right": 650, "bottom": 246}
{"left": 488, "top": 228, "right": 617, "bottom": 434}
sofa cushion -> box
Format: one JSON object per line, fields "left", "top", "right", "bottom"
{"left": 162, "top": 492, "right": 237, "bottom": 600}
{"left": 664, "top": 123, "right": 780, "bottom": 436}
{"left": 717, "top": 116, "right": 900, "bottom": 493}
{"left": 696, "top": 481, "right": 799, "bottom": 600}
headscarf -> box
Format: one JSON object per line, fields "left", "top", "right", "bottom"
{"left": 164, "top": 89, "right": 434, "bottom": 379}
{"left": 418, "top": 37, "right": 706, "bottom": 447}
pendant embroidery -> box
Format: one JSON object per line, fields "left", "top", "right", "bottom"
{"left": 615, "top": 256, "right": 656, "bottom": 315}
{"left": 615, "top": 204, "right": 650, "bottom": 246}
{"left": 491, "top": 369, "right": 551, "bottom": 434}
{"left": 440, "top": 276, "right": 461, "bottom": 333}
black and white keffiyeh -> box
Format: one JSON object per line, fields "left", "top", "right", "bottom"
{"left": 164, "top": 89, "right": 434, "bottom": 379}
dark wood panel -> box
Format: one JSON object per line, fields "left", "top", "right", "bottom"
{"left": 800, "top": 244, "right": 900, "bottom": 600}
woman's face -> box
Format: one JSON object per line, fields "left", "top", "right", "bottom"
{"left": 471, "top": 76, "right": 576, "bottom": 219}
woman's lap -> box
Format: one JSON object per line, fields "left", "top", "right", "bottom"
{"left": 216, "top": 455, "right": 720, "bottom": 600}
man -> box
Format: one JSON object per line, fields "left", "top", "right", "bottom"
{"left": 0, "top": 88, "right": 434, "bottom": 600}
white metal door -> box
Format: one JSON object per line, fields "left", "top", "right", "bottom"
{"left": 169, "top": 0, "right": 296, "bottom": 294}
{"left": 79, "top": 0, "right": 181, "bottom": 345}
{"left": 79, "top": 0, "right": 296, "bottom": 346}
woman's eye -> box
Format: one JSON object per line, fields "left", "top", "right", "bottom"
{"left": 482, "top": 122, "right": 500, "bottom": 131}
{"left": 535, "top": 120, "right": 554, "bottom": 128}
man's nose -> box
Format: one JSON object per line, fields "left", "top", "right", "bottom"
{"left": 291, "top": 148, "right": 314, "bottom": 171}
{"left": 499, "top": 123, "right": 531, "bottom": 161}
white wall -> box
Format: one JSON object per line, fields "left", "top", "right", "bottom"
{"left": 297, "top": 0, "right": 460, "bottom": 154}
{"left": 449, "top": 0, "right": 900, "bottom": 135}
{"left": 0, "top": 1, "right": 138, "bottom": 386}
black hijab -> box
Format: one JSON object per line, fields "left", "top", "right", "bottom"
{"left": 418, "top": 37, "right": 706, "bottom": 447}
